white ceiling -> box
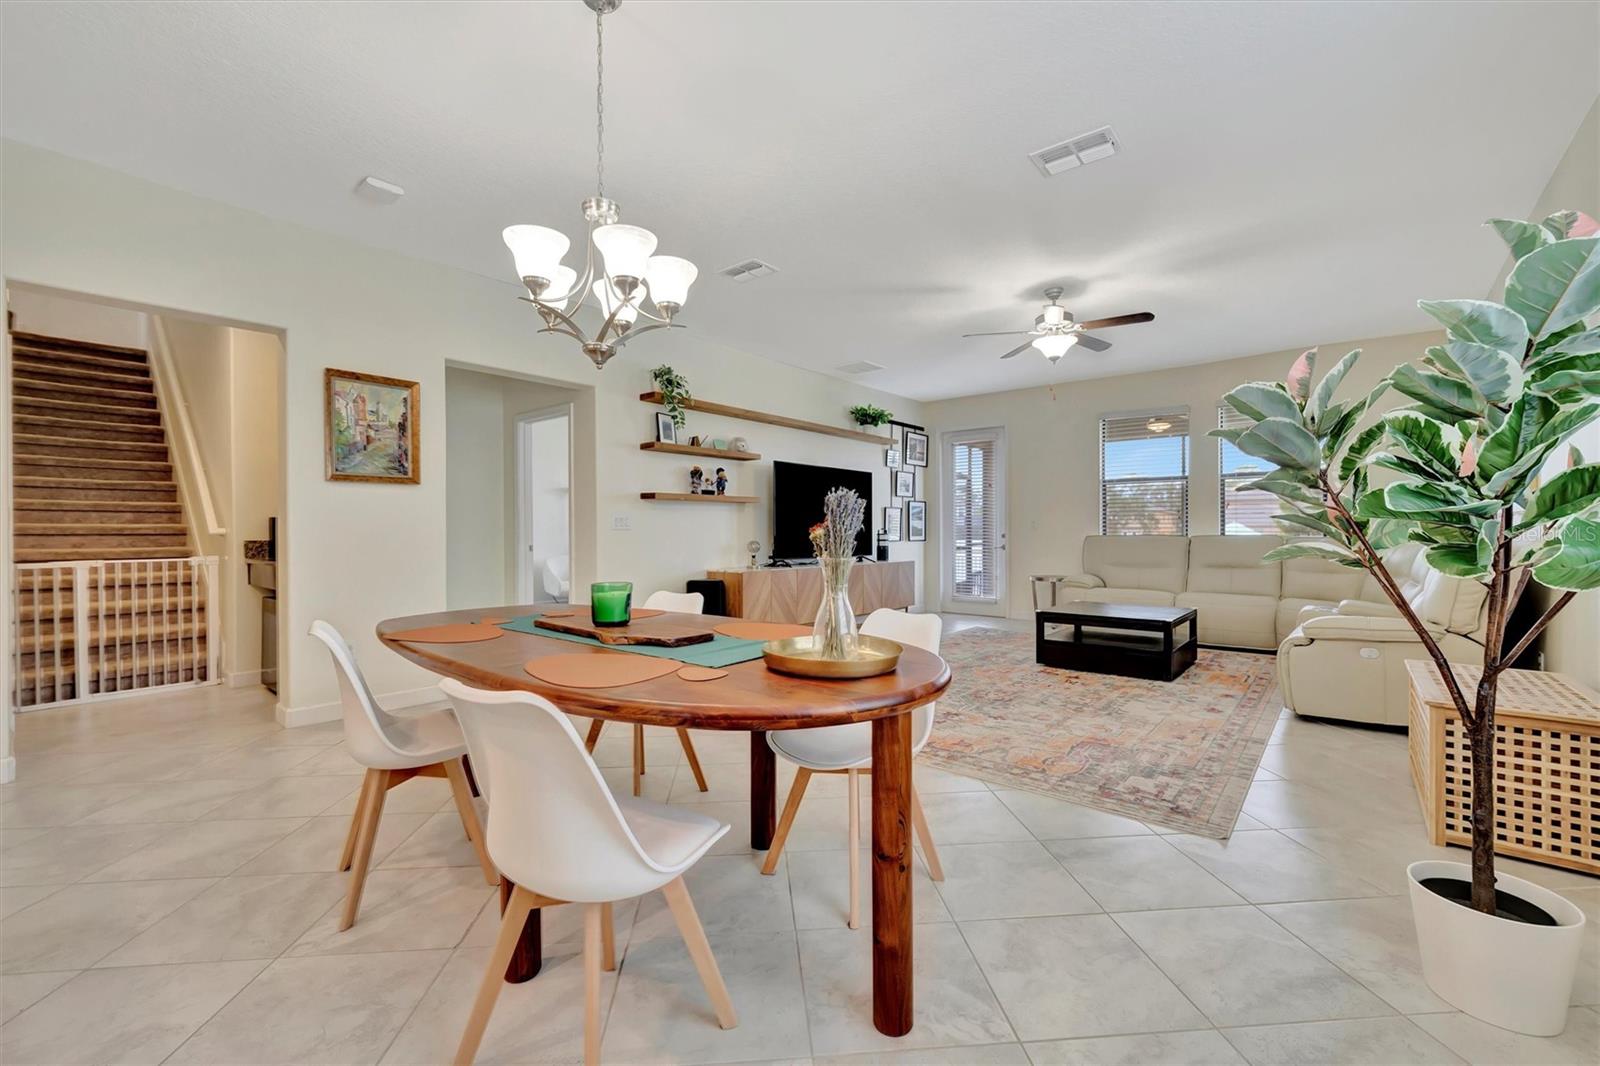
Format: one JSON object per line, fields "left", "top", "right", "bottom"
{"left": 3, "top": 1, "right": 1596, "bottom": 400}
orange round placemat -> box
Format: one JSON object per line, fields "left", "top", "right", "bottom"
{"left": 713, "top": 621, "right": 813, "bottom": 641}
{"left": 390, "top": 623, "right": 505, "bottom": 644}
{"left": 524, "top": 653, "right": 681, "bottom": 689}
{"left": 677, "top": 665, "right": 729, "bottom": 682}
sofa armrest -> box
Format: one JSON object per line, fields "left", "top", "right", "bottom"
{"left": 1056, "top": 573, "right": 1104, "bottom": 589}
{"left": 1335, "top": 599, "right": 1401, "bottom": 618}
{"left": 1298, "top": 614, "right": 1443, "bottom": 642}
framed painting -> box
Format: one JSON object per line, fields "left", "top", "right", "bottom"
{"left": 325, "top": 368, "right": 421, "bottom": 483}
{"left": 908, "top": 499, "right": 927, "bottom": 541}
{"left": 883, "top": 506, "right": 902, "bottom": 541}
{"left": 895, "top": 470, "right": 915, "bottom": 498}
{"left": 904, "top": 429, "right": 929, "bottom": 467}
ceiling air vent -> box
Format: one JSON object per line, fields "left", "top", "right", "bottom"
{"left": 836, "top": 360, "right": 885, "bottom": 375}
{"left": 718, "top": 258, "right": 779, "bottom": 282}
{"left": 1028, "top": 125, "right": 1119, "bottom": 177}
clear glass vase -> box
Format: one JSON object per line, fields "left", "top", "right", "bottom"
{"left": 812, "top": 555, "right": 859, "bottom": 660}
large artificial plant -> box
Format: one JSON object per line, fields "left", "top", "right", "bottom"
{"left": 1214, "top": 211, "right": 1600, "bottom": 915}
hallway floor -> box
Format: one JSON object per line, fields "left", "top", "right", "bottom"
{"left": 2, "top": 618, "right": 1597, "bottom": 1064}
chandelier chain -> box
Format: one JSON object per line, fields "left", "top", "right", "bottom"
{"left": 595, "top": 6, "right": 605, "bottom": 199}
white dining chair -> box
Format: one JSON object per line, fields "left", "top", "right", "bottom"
{"left": 309, "top": 621, "right": 497, "bottom": 930}
{"left": 582, "top": 589, "right": 709, "bottom": 796}
{"left": 758, "top": 609, "right": 944, "bottom": 927}
{"left": 440, "top": 679, "right": 737, "bottom": 1066}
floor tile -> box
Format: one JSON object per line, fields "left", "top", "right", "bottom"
{"left": 603, "top": 930, "right": 809, "bottom": 1064}
{"left": 962, "top": 914, "right": 1208, "bottom": 1041}
{"left": 1166, "top": 830, "right": 1388, "bottom": 904}
{"left": 1024, "top": 1029, "right": 1246, "bottom": 1065}
{"left": 785, "top": 848, "right": 951, "bottom": 930}
{"left": 932, "top": 841, "right": 1099, "bottom": 920}
{"left": 0, "top": 822, "right": 176, "bottom": 886}
{"left": 181, "top": 743, "right": 322, "bottom": 779}
{"left": 99, "top": 872, "right": 347, "bottom": 966}
{"left": 322, "top": 774, "right": 453, "bottom": 816}
{"left": 200, "top": 773, "right": 363, "bottom": 819}
{"left": 282, "top": 743, "right": 366, "bottom": 776}
{"left": 632, "top": 853, "right": 794, "bottom": 942}
{"left": 376, "top": 809, "right": 482, "bottom": 870}
{"left": 232, "top": 812, "right": 429, "bottom": 875}
{"left": 0, "top": 883, "right": 59, "bottom": 920}
{"left": 1408, "top": 1008, "right": 1600, "bottom": 1065}
{"left": 0, "top": 783, "right": 143, "bottom": 827}
{"left": 0, "top": 970, "right": 75, "bottom": 1025}
{"left": 1220, "top": 1016, "right": 1462, "bottom": 1065}
{"left": 991, "top": 789, "right": 1153, "bottom": 839}
{"left": 83, "top": 817, "right": 307, "bottom": 881}
{"left": 287, "top": 865, "right": 493, "bottom": 957}
{"left": 166, "top": 950, "right": 449, "bottom": 1064}
{"left": 61, "top": 746, "right": 236, "bottom": 785}
{"left": 71, "top": 777, "right": 261, "bottom": 825}
{"left": 1242, "top": 776, "right": 1421, "bottom": 832}
{"left": 1044, "top": 836, "right": 1246, "bottom": 912}
{"left": 0, "top": 960, "right": 266, "bottom": 1064}
{"left": 1261, "top": 896, "right": 1451, "bottom": 1014}
{"left": 1277, "top": 822, "right": 1458, "bottom": 895}
{"left": 816, "top": 1044, "right": 1027, "bottom": 1065}
{"left": 460, "top": 892, "right": 642, "bottom": 958}
{"left": 1114, "top": 906, "right": 1393, "bottom": 1027}
{"left": 913, "top": 790, "right": 1034, "bottom": 844}
{"left": 798, "top": 922, "right": 1014, "bottom": 1056}
{"left": 0, "top": 877, "right": 215, "bottom": 972}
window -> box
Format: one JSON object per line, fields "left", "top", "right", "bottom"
{"left": 948, "top": 430, "right": 1003, "bottom": 600}
{"left": 1218, "top": 405, "right": 1279, "bottom": 534}
{"left": 1099, "top": 410, "right": 1189, "bottom": 535}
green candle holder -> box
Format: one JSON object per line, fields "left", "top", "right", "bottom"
{"left": 590, "top": 581, "right": 633, "bottom": 627}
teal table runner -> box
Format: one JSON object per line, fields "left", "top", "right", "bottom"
{"left": 498, "top": 613, "right": 770, "bottom": 669}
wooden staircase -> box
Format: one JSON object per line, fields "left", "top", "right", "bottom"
{"left": 10, "top": 331, "right": 212, "bottom": 708}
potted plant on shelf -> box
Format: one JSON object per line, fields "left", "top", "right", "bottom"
{"left": 849, "top": 403, "right": 893, "bottom": 428}
{"left": 651, "top": 365, "right": 691, "bottom": 429}
{"left": 1213, "top": 210, "right": 1599, "bottom": 1036}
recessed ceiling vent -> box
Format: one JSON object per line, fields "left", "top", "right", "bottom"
{"left": 718, "top": 258, "right": 779, "bottom": 282}
{"left": 836, "top": 360, "right": 885, "bottom": 375}
{"left": 1029, "top": 125, "right": 1119, "bottom": 176}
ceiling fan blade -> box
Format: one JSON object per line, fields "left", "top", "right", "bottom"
{"left": 963, "top": 329, "right": 1034, "bottom": 338}
{"left": 999, "top": 340, "right": 1033, "bottom": 360}
{"left": 1076, "top": 311, "right": 1155, "bottom": 330}
{"left": 1074, "top": 332, "right": 1111, "bottom": 353}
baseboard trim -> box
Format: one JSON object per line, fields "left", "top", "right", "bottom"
{"left": 276, "top": 683, "right": 443, "bottom": 728}
{"left": 0, "top": 757, "right": 14, "bottom": 785}
{"left": 227, "top": 670, "right": 263, "bottom": 688}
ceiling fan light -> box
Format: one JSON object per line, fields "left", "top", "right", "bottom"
{"left": 1146, "top": 417, "right": 1173, "bottom": 433}
{"left": 593, "top": 223, "right": 658, "bottom": 282}
{"left": 1033, "top": 333, "right": 1077, "bottom": 362}
{"left": 502, "top": 225, "right": 570, "bottom": 287}
{"left": 645, "top": 255, "right": 697, "bottom": 310}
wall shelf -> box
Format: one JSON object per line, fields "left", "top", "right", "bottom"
{"left": 640, "top": 492, "right": 759, "bottom": 504}
{"left": 640, "top": 391, "right": 891, "bottom": 445}
{"left": 639, "top": 441, "right": 761, "bottom": 461}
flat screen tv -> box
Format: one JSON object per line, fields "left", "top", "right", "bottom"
{"left": 772, "top": 460, "right": 873, "bottom": 561}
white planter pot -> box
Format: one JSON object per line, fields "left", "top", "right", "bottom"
{"left": 1407, "top": 860, "right": 1586, "bottom": 1036}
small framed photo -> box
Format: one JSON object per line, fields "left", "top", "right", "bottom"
{"left": 655, "top": 412, "right": 678, "bottom": 444}
{"left": 882, "top": 506, "right": 902, "bottom": 541}
{"left": 894, "top": 470, "right": 915, "bottom": 498}
{"left": 325, "top": 368, "right": 420, "bottom": 483}
{"left": 904, "top": 429, "right": 929, "bottom": 468}
{"left": 885, "top": 447, "right": 901, "bottom": 470}
{"left": 908, "top": 500, "right": 927, "bottom": 541}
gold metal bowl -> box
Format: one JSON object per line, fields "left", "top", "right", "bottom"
{"left": 761, "top": 634, "right": 903, "bottom": 679}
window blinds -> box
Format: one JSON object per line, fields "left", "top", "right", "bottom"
{"left": 1218, "top": 406, "right": 1281, "bottom": 535}
{"left": 950, "top": 434, "right": 999, "bottom": 600}
{"left": 1099, "top": 411, "right": 1190, "bottom": 536}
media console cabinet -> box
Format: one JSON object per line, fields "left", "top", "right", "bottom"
{"left": 706, "top": 560, "right": 916, "bottom": 623}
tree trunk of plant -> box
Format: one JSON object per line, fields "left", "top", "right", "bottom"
{"left": 1469, "top": 690, "right": 1499, "bottom": 914}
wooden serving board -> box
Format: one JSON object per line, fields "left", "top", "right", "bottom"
{"left": 533, "top": 610, "right": 716, "bottom": 647}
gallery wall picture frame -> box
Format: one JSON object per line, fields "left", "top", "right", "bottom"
{"left": 883, "top": 506, "right": 903, "bottom": 541}
{"left": 655, "top": 412, "right": 678, "bottom": 444}
{"left": 904, "top": 428, "right": 929, "bottom": 467}
{"left": 908, "top": 499, "right": 927, "bottom": 541}
{"left": 885, "top": 447, "right": 901, "bottom": 470}
{"left": 325, "top": 368, "right": 421, "bottom": 483}
{"left": 894, "top": 470, "right": 915, "bottom": 498}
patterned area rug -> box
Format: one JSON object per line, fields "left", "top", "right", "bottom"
{"left": 920, "top": 626, "right": 1282, "bottom": 838}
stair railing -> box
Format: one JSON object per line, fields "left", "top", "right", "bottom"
{"left": 147, "top": 317, "right": 226, "bottom": 542}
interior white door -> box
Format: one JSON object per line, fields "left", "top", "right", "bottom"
{"left": 516, "top": 405, "right": 573, "bottom": 603}
{"left": 941, "top": 427, "right": 1006, "bottom": 616}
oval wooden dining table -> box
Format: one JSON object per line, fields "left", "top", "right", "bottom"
{"left": 377, "top": 606, "right": 952, "bottom": 1037}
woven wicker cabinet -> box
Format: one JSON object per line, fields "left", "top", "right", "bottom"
{"left": 1408, "top": 660, "right": 1600, "bottom": 875}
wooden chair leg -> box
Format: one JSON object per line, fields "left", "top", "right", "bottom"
{"left": 340, "top": 768, "right": 390, "bottom": 931}
{"left": 911, "top": 782, "right": 944, "bottom": 882}
{"left": 454, "top": 884, "right": 535, "bottom": 1065}
{"left": 677, "top": 728, "right": 709, "bottom": 792}
{"left": 338, "top": 769, "right": 375, "bottom": 872}
{"left": 444, "top": 758, "right": 497, "bottom": 886}
{"left": 584, "top": 719, "right": 605, "bottom": 753}
{"left": 661, "top": 876, "right": 737, "bottom": 1029}
{"left": 760, "top": 766, "right": 812, "bottom": 875}
{"left": 847, "top": 768, "right": 862, "bottom": 929}
{"left": 584, "top": 902, "right": 604, "bottom": 1066}
{"left": 632, "top": 725, "right": 645, "bottom": 797}
{"left": 600, "top": 900, "right": 616, "bottom": 972}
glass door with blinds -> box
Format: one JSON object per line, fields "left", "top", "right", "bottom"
{"left": 942, "top": 428, "right": 1007, "bottom": 614}
{"left": 1218, "top": 405, "right": 1281, "bottom": 534}
{"left": 1099, "top": 410, "right": 1190, "bottom": 535}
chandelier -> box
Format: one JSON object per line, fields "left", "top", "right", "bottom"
{"left": 502, "top": 0, "right": 696, "bottom": 370}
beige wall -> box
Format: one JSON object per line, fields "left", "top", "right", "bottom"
{"left": 8, "top": 287, "right": 147, "bottom": 349}
{"left": 923, "top": 330, "right": 1439, "bottom": 618}
{"left": 1, "top": 141, "right": 924, "bottom": 723}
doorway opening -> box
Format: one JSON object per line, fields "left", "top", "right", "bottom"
{"left": 517, "top": 405, "right": 572, "bottom": 603}
{"left": 941, "top": 426, "right": 1007, "bottom": 616}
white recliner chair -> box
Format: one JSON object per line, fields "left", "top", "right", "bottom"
{"left": 1277, "top": 543, "right": 1489, "bottom": 727}
{"left": 542, "top": 555, "right": 571, "bottom": 602}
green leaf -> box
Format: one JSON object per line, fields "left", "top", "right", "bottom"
{"left": 1488, "top": 218, "right": 1552, "bottom": 260}
{"left": 1444, "top": 341, "right": 1523, "bottom": 404}
{"left": 1528, "top": 351, "right": 1600, "bottom": 385}
{"left": 1383, "top": 481, "right": 1479, "bottom": 515}
{"left": 1541, "top": 211, "right": 1578, "bottom": 241}
{"left": 1417, "top": 298, "right": 1530, "bottom": 355}
{"left": 1534, "top": 403, "right": 1600, "bottom": 450}
{"left": 1536, "top": 328, "right": 1600, "bottom": 362}
{"left": 1209, "top": 426, "right": 1249, "bottom": 445}
{"left": 1339, "top": 422, "right": 1387, "bottom": 482}
{"left": 1234, "top": 417, "right": 1321, "bottom": 471}
{"left": 1529, "top": 370, "right": 1600, "bottom": 398}
{"left": 1475, "top": 517, "right": 1501, "bottom": 571}
{"left": 1426, "top": 544, "right": 1488, "bottom": 578}
{"left": 1388, "top": 364, "right": 1483, "bottom": 418}
{"left": 1271, "top": 512, "right": 1342, "bottom": 538}
{"left": 1519, "top": 465, "right": 1600, "bottom": 529}
{"left": 1307, "top": 350, "right": 1360, "bottom": 425}
{"left": 1223, "top": 383, "right": 1303, "bottom": 423}
{"left": 1532, "top": 517, "right": 1600, "bottom": 590}
{"left": 1261, "top": 542, "right": 1358, "bottom": 565}
{"left": 1383, "top": 411, "right": 1463, "bottom": 478}
{"left": 1370, "top": 451, "right": 1446, "bottom": 482}
{"left": 1365, "top": 518, "right": 1415, "bottom": 550}
{"left": 1482, "top": 439, "right": 1558, "bottom": 499}
{"left": 1477, "top": 393, "right": 1556, "bottom": 481}
{"left": 1505, "top": 237, "right": 1600, "bottom": 338}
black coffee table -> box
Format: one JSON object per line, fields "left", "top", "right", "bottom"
{"left": 1035, "top": 602, "right": 1198, "bottom": 682}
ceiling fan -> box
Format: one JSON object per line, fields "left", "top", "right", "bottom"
{"left": 964, "top": 287, "right": 1155, "bottom": 362}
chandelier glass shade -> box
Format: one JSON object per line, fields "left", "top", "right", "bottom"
{"left": 502, "top": 0, "right": 694, "bottom": 369}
